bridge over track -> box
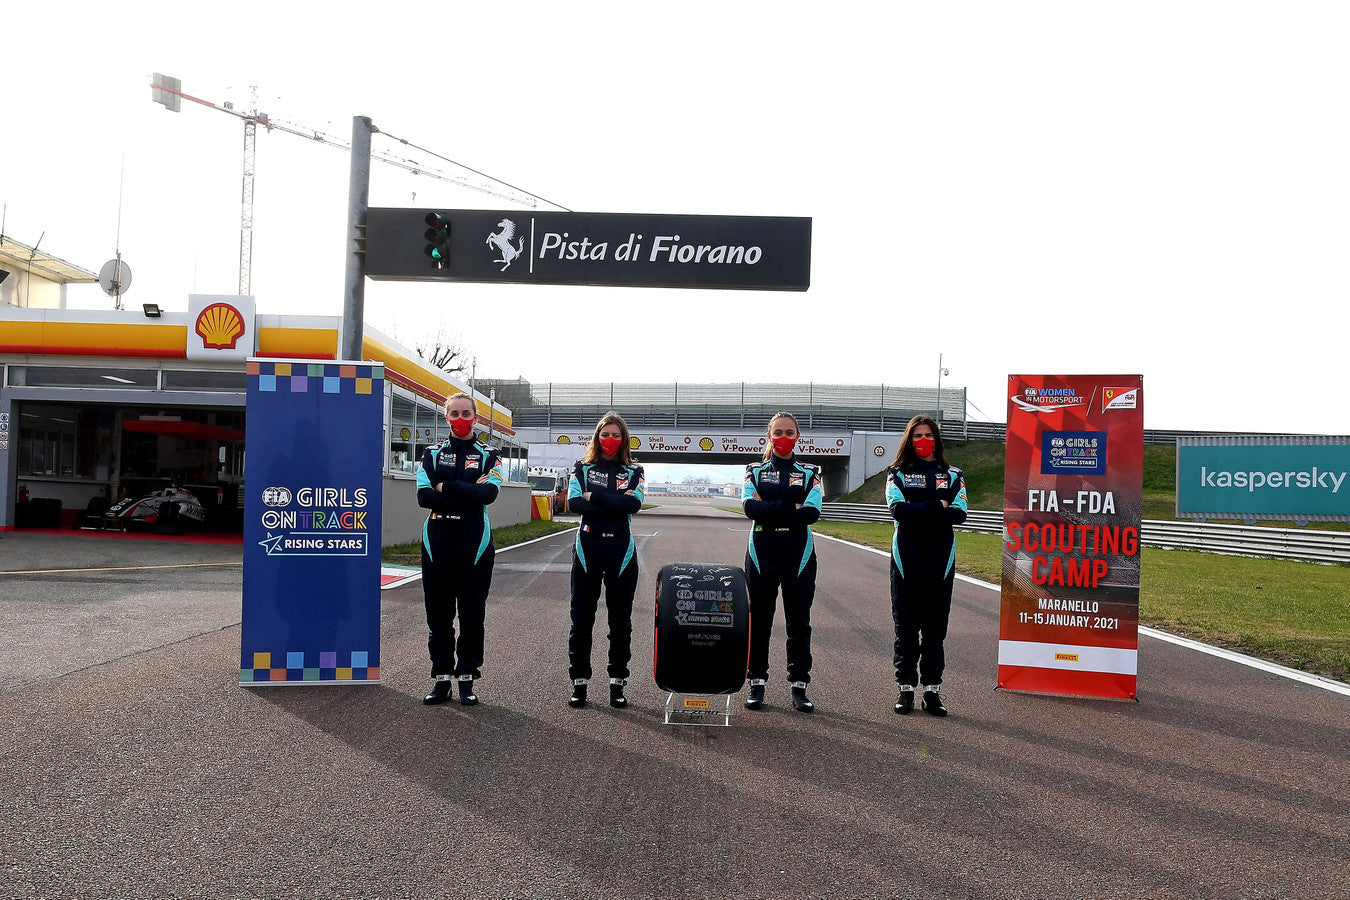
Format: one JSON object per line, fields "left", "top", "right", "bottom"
{"left": 491, "top": 380, "right": 968, "bottom": 496}
{"left": 481, "top": 380, "right": 968, "bottom": 433}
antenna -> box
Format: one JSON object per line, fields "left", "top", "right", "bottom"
{"left": 115, "top": 155, "right": 126, "bottom": 254}
{"left": 25, "top": 232, "right": 44, "bottom": 307}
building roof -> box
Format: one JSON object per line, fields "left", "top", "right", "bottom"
{"left": 0, "top": 307, "right": 514, "bottom": 432}
{"left": 0, "top": 236, "right": 99, "bottom": 284}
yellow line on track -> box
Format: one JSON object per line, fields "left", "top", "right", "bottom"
{"left": 0, "top": 562, "right": 243, "bottom": 576}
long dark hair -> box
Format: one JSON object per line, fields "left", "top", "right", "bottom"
{"left": 582, "top": 410, "right": 634, "bottom": 466}
{"left": 890, "top": 415, "right": 947, "bottom": 470}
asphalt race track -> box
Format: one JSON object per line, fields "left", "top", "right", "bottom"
{"left": 2, "top": 510, "right": 1347, "bottom": 899}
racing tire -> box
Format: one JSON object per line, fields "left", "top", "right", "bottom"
{"left": 653, "top": 562, "right": 749, "bottom": 695}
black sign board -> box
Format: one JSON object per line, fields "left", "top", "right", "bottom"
{"left": 364, "top": 208, "right": 811, "bottom": 291}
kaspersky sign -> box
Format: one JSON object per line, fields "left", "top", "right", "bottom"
{"left": 1176, "top": 437, "right": 1350, "bottom": 522}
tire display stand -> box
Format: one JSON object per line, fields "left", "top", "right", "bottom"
{"left": 653, "top": 562, "right": 750, "bottom": 727}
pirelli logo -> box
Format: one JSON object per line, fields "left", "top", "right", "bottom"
{"left": 683, "top": 698, "right": 710, "bottom": 709}
{"left": 1054, "top": 652, "right": 1080, "bottom": 662}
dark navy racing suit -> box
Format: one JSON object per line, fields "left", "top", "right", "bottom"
{"left": 567, "top": 459, "right": 646, "bottom": 681}
{"left": 417, "top": 437, "right": 503, "bottom": 681}
{"left": 741, "top": 456, "right": 823, "bottom": 684}
{"left": 886, "top": 461, "right": 968, "bottom": 687}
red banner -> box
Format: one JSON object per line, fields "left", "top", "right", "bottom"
{"left": 998, "top": 375, "right": 1143, "bottom": 699}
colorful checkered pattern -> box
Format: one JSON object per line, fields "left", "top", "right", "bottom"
{"left": 246, "top": 361, "right": 384, "bottom": 395}
{"left": 240, "top": 650, "right": 380, "bottom": 683}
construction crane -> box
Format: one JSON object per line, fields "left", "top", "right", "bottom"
{"left": 150, "top": 74, "right": 537, "bottom": 295}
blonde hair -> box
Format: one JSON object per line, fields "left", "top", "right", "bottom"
{"left": 444, "top": 392, "right": 476, "bottom": 416}
{"left": 762, "top": 411, "right": 800, "bottom": 461}
{"left": 582, "top": 411, "right": 634, "bottom": 466}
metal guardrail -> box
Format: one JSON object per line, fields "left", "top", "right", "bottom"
{"left": 958, "top": 421, "right": 1335, "bottom": 447}
{"left": 819, "top": 503, "right": 1350, "bottom": 564}
{"left": 822, "top": 503, "right": 1002, "bottom": 533}
{"left": 1137, "top": 520, "right": 1350, "bottom": 564}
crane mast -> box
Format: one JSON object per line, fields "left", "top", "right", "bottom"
{"left": 150, "top": 74, "right": 536, "bottom": 296}
{"left": 239, "top": 87, "right": 257, "bottom": 295}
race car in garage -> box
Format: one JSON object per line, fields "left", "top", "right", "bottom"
{"left": 101, "top": 485, "right": 208, "bottom": 530}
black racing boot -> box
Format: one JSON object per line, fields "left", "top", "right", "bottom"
{"left": 568, "top": 679, "right": 589, "bottom": 708}
{"left": 745, "top": 679, "right": 766, "bottom": 710}
{"left": 790, "top": 681, "right": 814, "bottom": 713}
{"left": 894, "top": 688, "right": 915, "bottom": 715}
{"left": 457, "top": 675, "right": 478, "bottom": 706}
{"left": 921, "top": 686, "right": 948, "bottom": 717}
{"left": 423, "top": 678, "right": 454, "bottom": 705}
{"left": 609, "top": 678, "right": 628, "bottom": 709}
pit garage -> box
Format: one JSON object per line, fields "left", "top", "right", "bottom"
{"left": 1, "top": 306, "right": 528, "bottom": 541}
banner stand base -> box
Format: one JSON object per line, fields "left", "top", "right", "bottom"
{"left": 664, "top": 692, "right": 733, "bottom": 727}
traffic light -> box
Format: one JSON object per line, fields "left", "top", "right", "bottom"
{"left": 424, "top": 212, "right": 451, "bottom": 269}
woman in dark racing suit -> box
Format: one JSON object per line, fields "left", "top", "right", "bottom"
{"left": 886, "top": 415, "right": 967, "bottom": 716}
{"left": 417, "top": 392, "right": 503, "bottom": 707}
{"left": 566, "top": 411, "right": 646, "bottom": 709}
{"left": 741, "top": 411, "right": 823, "bottom": 713}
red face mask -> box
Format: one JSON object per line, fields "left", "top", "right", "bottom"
{"left": 772, "top": 435, "right": 798, "bottom": 457}
{"left": 599, "top": 436, "right": 623, "bottom": 457}
{"left": 450, "top": 417, "right": 475, "bottom": 438}
{"left": 912, "top": 436, "right": 936, "bottom": 458}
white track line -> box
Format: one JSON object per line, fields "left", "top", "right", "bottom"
{"left": 814, "top": 532, "right": 1350, "bottom": 697}
{"left": 382, "top": 527, "right": 578, "bottom": 590}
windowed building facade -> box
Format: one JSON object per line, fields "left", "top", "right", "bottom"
{"left": 0, "top": 307, "right": 528, "bottom": 540}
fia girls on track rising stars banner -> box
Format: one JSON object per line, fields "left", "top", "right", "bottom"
{"left": 240, "top": 359, "right": 384, "bottom": 686}
{"left": 998, "top": 375, "right": 1143, "bottom": 699}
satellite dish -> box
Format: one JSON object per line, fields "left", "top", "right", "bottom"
{"left": 99, "top": 258, "right": 133, "bottom": 297}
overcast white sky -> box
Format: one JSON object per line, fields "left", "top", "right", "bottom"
{"left": 5, "top": 2, "right": 1348, "bottom": 435}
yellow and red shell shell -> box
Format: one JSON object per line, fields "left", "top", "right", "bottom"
{"left": 195, "top": 302, "right": 246, "bottom": 350}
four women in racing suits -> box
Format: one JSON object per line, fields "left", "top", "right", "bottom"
{"left": 416, "top": 400, "right": 965, "bottom": 718}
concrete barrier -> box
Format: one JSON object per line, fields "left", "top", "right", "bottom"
{"left": 381, "top": 477, "right": 532, "bottom": 546}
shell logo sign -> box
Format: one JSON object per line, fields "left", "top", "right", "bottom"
{"left": 187, "top": 294, "right": 255, "bottom": 361}
{"left": 195, "top": 302, "right": 246, "bottom": 349}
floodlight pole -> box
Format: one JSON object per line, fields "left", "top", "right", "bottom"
{"left": 935, "top": 353, "right": 948, "bottom": 422}
{"left": 341, "top": 116, "right": 376, "bottom": 362}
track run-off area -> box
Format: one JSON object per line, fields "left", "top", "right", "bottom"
{"left": 1, "top": 509, "right": 1347, "bottom": 898}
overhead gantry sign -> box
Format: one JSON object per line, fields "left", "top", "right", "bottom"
{"left": 364, "top": 209, "right": 811, "bottom": 291}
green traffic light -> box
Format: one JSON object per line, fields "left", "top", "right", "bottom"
{"left": 423, "top": 212, "right": 451, "bottom": 268}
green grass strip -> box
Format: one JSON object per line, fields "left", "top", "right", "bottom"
{"left": 382, "top": 519, "right": 574, "bottom": 566}
{"left": 813, "top": 521, "right": 1350, "bottom": 683}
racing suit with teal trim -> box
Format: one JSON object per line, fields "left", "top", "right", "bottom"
{"left": 741, "top": 455, "right": 823, "bottom": 684}
{"left": 567, "top": 459, "right": 646, "bottom": 681}
{"left": 417, "top": 437, "right": 503, "bottom": 680}
{"left": 886, "top": 461, "right": 968, "bottom": 687}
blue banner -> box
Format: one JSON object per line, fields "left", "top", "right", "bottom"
{"left": 1176, "top": 438, "right": 1350, "bottom": 521}
{"left": 1040, "top": 430, "right": 1107, "bottom": 476}
{"left": 241, "top": 359, "right": 385, "bottom": 685}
